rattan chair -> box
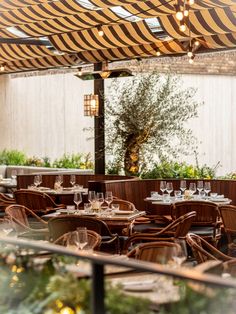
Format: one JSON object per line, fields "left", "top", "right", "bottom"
{"left": 218, "top": 205, "right": 236, "bottom": 257}
{"left": 124, "top": 211, "right": 196, "bottom": 253}
{"left": 172, "top": 201, "right": 221, "bottom": 246}
{"left": 48, "top": 215, "right": 120, "bottom": 254}
{"left": 111, "top": 198, "right": 136, "bottom": 211}
{"left": 14, "top": 189, "right": 64, "bottom": 215}
{"left": 127, "top": 241, "right": 180, "bottom": 264}
{"left": 54, "top": 230, "right": 102, "bottom": 251}
{"left": 0, "top": 193, "right": 15, "bottom": 214}
{"left": 186, "top": 233, "right": 232, "bottom": 264}
{"left": 5, "top": 204, "right": 49, "bottom": 239}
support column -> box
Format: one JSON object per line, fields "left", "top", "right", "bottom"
{"left": 94, "top": 62, "right": 105, "bottom": 174}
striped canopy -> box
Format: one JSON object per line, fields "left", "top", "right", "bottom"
{"left": 0, "top": 0, "right": 234, "bottom": 73}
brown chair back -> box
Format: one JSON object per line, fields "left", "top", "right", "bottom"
{"left": 14, "top": 189, "right": 62, "bottom": 214}
{"left": 172, "top": 201, "right": 219, "bottom": 225}
{"left": 5, "top": 204, "right": 30, "bottom": 234}
{"left": 127, "top": 241, "right": 180, "bottom": 264}
{"left": 54, "top": 230, "right": 102, "bottom": 251}
{"left": 186, "top": 233, "right": 231, "bottom": 264}
{"left": 111, "top": 198, "right": 136, "bottom": 211}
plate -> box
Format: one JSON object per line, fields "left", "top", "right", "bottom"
{"left": 210, "top": 198, "right": 228, "bottom": 202}
{"left": 113, "top": 210, "right": 134, "bottom": 215}
{"left": 57, "top": 209, "right": 75, "bottom": 214}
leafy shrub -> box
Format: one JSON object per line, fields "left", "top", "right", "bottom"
{"left": 52, "top": 153, "right": 93, "bottom": 169}
{"left": 0, "top": 149, "right": 26, "bottom": 165}
{"left": 141, "top": 160, "right": 219, "bottom": 179}
{"left": 24, "top": 156, "right": 44, "bottom": 167}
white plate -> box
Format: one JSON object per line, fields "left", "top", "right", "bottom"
{"left": 57, "top": 209, "right": 75, "bottom": 214}
{"left": 210, "top": 198, "right": 228, "bottom": 202}
{"left": 123, "top": 282, "right": 155, "bottom": 292}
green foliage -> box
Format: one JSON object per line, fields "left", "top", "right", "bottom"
{"left": 0, "top": 149, "right": 26, "bottom": 165}
{"left": 52, "top": 153, "right": 93, "bottom": 169}
{"left": 0, "top": 149, "right": 94, "bottom": 169}
{"left": 141, "top": 160, "right": 219, "bottom": 179}
{"left": 105, "top": 72, "right": 201, "bottom": 175}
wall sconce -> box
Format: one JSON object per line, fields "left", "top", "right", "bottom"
{"left": 84, "top": 94, "right": 99, "bottom": 116}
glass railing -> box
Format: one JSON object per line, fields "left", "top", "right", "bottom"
{"left": 0, "top": 237, "right": 236, "bottom": 314}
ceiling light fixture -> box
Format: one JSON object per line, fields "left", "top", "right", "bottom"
{"left": 179, "top": 20, "right": 187, "bottom": 32}
{"left": 0, "top": 64, "right": 5, "bottom": 72}
{"left": 189, "top": 54, "right": 195, "bottom": 64}
{"left": 98, "top": 25, "right": 104, "bottom": 37}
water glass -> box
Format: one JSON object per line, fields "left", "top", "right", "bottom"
{"left": 97, "top": 192, "right": 104, "bottom": 209}
{"left": 160, "top": 181, "right": 166, "bottom": 195}
{"left": 180, "top": 180, "right": 186, "bottom": 194}
{"left": 199, "top": 190, "right": 206, "bottom": 199}
{"left": 197, "top": 181, "right": 204, "bottom": 195}
{"left": 111, "top": 203, "right": 120, "bottom": 211}
{"left": 66, "top": 231, "right": 79, "bottom": 251}
{"left": 105, "top": 191, "right": 113, "bottom": 208}
{"left": 84, "top": 203, "right": 92, "bottom": 213}
{"left": 33, "top": 175, "right": 42, "bottom": 188}
{"left": 166, "top": 182, "right": 173, "bottom": 196}
{"left": 173, "top": 239, "right": 188, "bottom": 266}
{"left": 74, "top": 192, "right": 82, "bottom": 211}
{"left": 77, "top": 227, "right": 88, "bottom": 250}
{"left": 70, "top": 174, "right": 76, "bottom": 187}
{"left": 88, "top": 191, "right": 96, "bottom": 204}
{"left": 11, "top": 170, "right": 17, "bottom": 179}
{"left": 189, "top": 183, "right": 196, "bottom": 196}
{"left": 204, "top": 182, "right": 211, "bottom": 197}
{"left": 174, "top": 190, "right": 181, "bottom": 199}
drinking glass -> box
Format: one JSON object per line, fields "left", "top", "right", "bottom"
{"left": 33, "top": 175, "right": 41, "bottom": 188}
{"left": 189, "top": 183, "right": 196, "bottom": 196}
{"left": 166, "top": 182, "right": 173, "bottom": 196}
{"left": 11, "top": 170, "right": 17, "bottom": 179}
{"left": 105, "top": 191, "right": 113, "bottom": 208}
{"left": 88, "top": 191, "right": 96, "bottom": 204}
{"left": 66, "top": 231, "right": 79, "bottom": 251}
{"left": 173, "top": 239, "right": 188, "bottom": 266}
{"left": 74, "top": 192, "right": 82, "bottom": 211}
{"left": 204, "top": 182, "right": 211, "bottom": 198}
{"left": 180, "top": 180, "right": 186, "bottom": 194}
{"left": 55, "top": 175, "right": 63, "bottom": 190}
{"left": 77, "top": 227, "right": 88, "bottom": 250}
{"left": 70, "top": 174, "right": 76, "bottom": 187}
{"left": 174, "top": 190, "right": 181, "bottom": 199}
{"left": 84, "top": 203, "right": 92, "bottom": 213}
{"left": 97, "top": 192, "right": 104, "bottom": 209}
{"left": 160, "top": 181, "right": 166, "bottom": 195}
{"left": 197, "top": 181, "right": 204, "bottom": 195}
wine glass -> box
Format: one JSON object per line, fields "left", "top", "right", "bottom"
{"left": 197, "top": 181, "right": 204, "bottom": 195}
{"left": 77, "top": 227, "right": 88, "bottom": 250}
{"left": 70, "top": 174, "right": 76, "bottom": 187}
{"left": 97, "top": 192, "right": 104, "bottom": 210}
{"left": 54, "top": 175, "right": 63, "bottom": 190}
{"left": 105, "top": 191, "right": 113, "bottom": 208}
{"left": 11, "top": 170, "right": 17, "bottom": 180}
{"left": 180, "top": 180, "right": 186, "bottom": 195}
{"left": 189, "top": 183, "right": 196, "bottom": 196}
{"left": 173, "top": 239, "right": 188, "bottom": 266}
{"left": 204, "top": 182, "right": 211, "bottom": 198}
{"left": 74, "top": 192, "right": 82, "bottom": 212}
{"left": 166, "top": 182, "right": 173, "bottom": 197}
{"left": 33, "top": 175, "right": 41, "bottom": 188}
{"left": 66, "top": 231, "right": 79, "bottom": 251}
{"left": 160, "top": 181, "right": 166, "bottom": 196}
{"left": 88, "top": 191, "right": 96, "bottom": 205}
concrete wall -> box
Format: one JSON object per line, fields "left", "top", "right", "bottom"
{"left": 0, "top": 72, "right": 94, "bottom": 161}
{"left": 0, "top": 71, "right": 235, "bottom": 176}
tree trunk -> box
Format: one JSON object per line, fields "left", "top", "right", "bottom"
{"left": 124, "top": 134, "right": 140, "bottom": 176}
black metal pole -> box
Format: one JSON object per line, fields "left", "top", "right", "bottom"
{"left": 91, "top": 263, "right": 105, "bottom": 314}
{"left": 94, "top": 62, "right": 105, "bottom": 174}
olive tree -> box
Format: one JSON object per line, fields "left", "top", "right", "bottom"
{"left": 105, "top": 72, "right": 200, "bottom": 176}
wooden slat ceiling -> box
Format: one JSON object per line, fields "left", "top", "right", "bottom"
{"left": 0, "top": 0, "right": 235, "bottom": 73}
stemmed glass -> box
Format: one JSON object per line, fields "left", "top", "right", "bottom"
{"left": 204, "top": 182, "right": 211, "bottom": 198}
{"left": 77, "top": 227, "right": 88, "bottom": 250}
{"left": 160, "top": 181, "right": 167, "bottom": 196}
{"left": 70, "top": 174, "right": 76, "bottom": 187}
{"left": 105, "top": 191, "right": 113, "bottom": 208}
{"left": 166, "top": 182, "right": 173, "bottom": 197}
{"left": 180, "top": 180, "right": 186, "bottom": 195}
{"left": 97, "top": 192, "right": 104, "bottom": 210}
{"left": 189, "top": 183, "right": 196, "bottom": 196}
{"left": 33, "top": 175, "right": 42, "bottom": 188}
{"left": 11, "top": 170, "right": 17, "bottom": 180}
{"left": 74, "top": 192, "right": 82, "bottom": 212}
{"left": 55, "top": 175, "right": 63, "bottom": 190}
{"left": 66, "top": 231, "right": 80, "bottom": 251}
{"left": 88, "top": 191, "right": 96, "bottom": 208}
{"left": 197, "top": 181, "right": 204, "bottom": 196}
{"left": 173, "top": 239, "right": 188, "bottom": 267}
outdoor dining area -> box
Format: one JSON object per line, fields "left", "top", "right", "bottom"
{"left": 0, "top": 173, "right": 236, "bottom": 313}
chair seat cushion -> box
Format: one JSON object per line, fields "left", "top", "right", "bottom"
{"left": 189, "top": 226, "right": 214, "bottom": 236}
{"left": 132, "top": 222, "right": 166, "bottom": 233}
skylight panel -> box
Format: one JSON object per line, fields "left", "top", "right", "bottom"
{"left": 6, "top": 27, "right": 29, "bottom": 38}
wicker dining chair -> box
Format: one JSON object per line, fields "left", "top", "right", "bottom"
{"left": 172, "top": 201, "right": 221, "bottom": 246}
{"left": 48, "top": 215, "right": 120, "bottom": 254}
{"left": 0, "top": 193, "right": 15, "bottom": 214}
{"left": 14, "top": 189, "right": 64, "bottom": 215}
{"left": 186, "top": 233, "right": 232, "bottom": 264}
{"left": 218, "top": 205, "right": 236, "bottom": 257}
{"left": 5, "top": 204, "right": 49, "bottom": 239}
{"left": 127, "top": 241, "right": 180, "bottom": 264}
{"left": 54, "top": 230, "right": 102, "bottom": 251}
{"left": 124, "top": 211, "right": 196, "bottom": 253}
